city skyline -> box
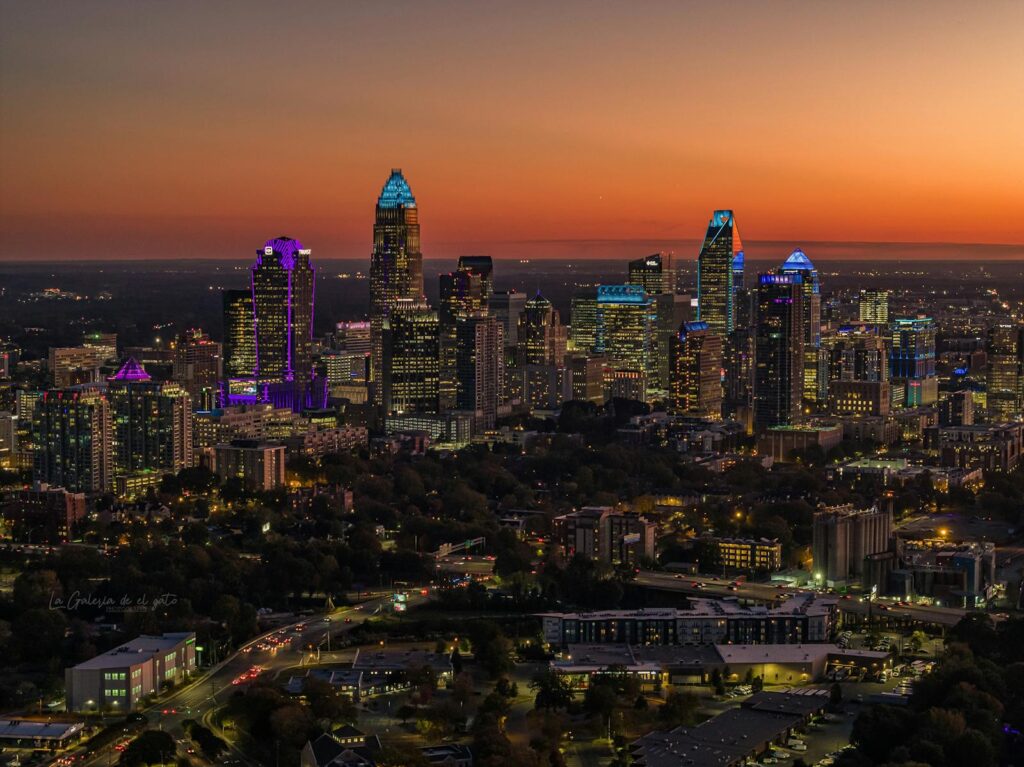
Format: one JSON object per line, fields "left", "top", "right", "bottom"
{"left": 2, "top": 2, "right": 1024, "bottom": 261}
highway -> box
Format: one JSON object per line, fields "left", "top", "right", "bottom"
{"left": 67, "top": 592, "right": 419, "bottom": 767}
{"left": 633, "top": 571, "right": 968, "bottom": 627}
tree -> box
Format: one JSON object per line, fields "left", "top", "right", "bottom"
{"left": 830, "top": 682, "right": 843, "bottom": 707}
{"left": 659, "top": 691, "right": 699, "bottom": 727}
{"left": 908, "top": 630, "right": 928, "bottom": 654}
{"left": 120, "top": 730, "right": 176, "bottom": 766}
{"left": 495, "top": 677, "right": 518, "bottom": 699}
{"left": 530, "top": 670, "right": 574, "bottom": 711}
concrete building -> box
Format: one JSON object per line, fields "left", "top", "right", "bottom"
{"left": 0, "top": 482, "right": 87, "bottom": 542}
{"left": 65, "top": 632, "right": 196, "bottom": 711}
{"left": 935, "top": 422, "right": 1023, "bottom": 473}
{"left": 552, "top": 506, "right": 657, "bottom": 567}
{"left": 757, "top": 423, "right": 843, "bottom": 462}
{"left": 812, "top": 504, "right": 892, "bottom": 587}
{"left": 702, "top": 537, "right": 783, "bottom": 572}
{"left": 205, "top": 439, "right": 285, "bottom": 490}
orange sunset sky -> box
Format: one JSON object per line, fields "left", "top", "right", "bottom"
{"left": 1, "top": 1, "right": 1023, "bottom": 261}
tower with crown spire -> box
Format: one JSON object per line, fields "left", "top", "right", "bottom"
{"left": 369, "top": 170, "right": 423, "bottom": 405}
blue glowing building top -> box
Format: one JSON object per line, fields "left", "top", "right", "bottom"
{"left": 780, "top": 248, "right": 814, "bottom": 272}
{"left": 377, "top": 169, "right": 417, "bottom": 210}
{"left": 597, "top": 284, "right": 649, "bottom": 304}
{"left": 732, "top": 249, "right": 744, "bottom": 273}
{"left": 678, "top": 321, "right": 710, "bottom": 339}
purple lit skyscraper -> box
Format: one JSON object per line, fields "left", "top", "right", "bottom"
{"left": 252, "top": 236, "right": 315, "bottom": 393}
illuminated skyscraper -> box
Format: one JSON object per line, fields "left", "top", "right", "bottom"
{"left": 439, "top": 266, "right": 488, "bottom": 409}
{"left": 987, "top": 323, "right": 1023, "bottom": 420}
{"left": 669, "top": 321, "right": 722, "bottom": 419}
{"left": 107, "top": 358, "right": 192, "bottom": 480}
{"left": 252, "top": 236, "right": 315, "bottom": 390}
{"left": 754, "top": 273, "right": 804, "bottom": 431}
{"left": 697, "top": 210, "right": 743, "bottom": 336}
{"left": 369, "top": 169, "right": 423, "bottom": 402}
{"left": 222, "top": 289, "right": 255, "bottom": 379}
{"left": 518, "top": 292, "right": 566, "bottom": 367}
{"left": 595, "top": 285, "right": 657, "bottom": 399}
{"left": 890, "top": 317, "right": 937, "bottom": 407}
{"left": 455, "top": 314, "right": 504, "bottom": 430}
{"left": 858, "top": 289, "right": 889, "bottom": 325}
{"left": 33, "top": 385, "right": 112, "bottom": 493}
{"left": 628, "top": 253, "right": 670, "bottom": 295}
{"left": 381, "top": 300, "right": 440, "bottom": 415}
{"left": 569, "top": 289, "right": 599, "bottom": 353}
{"left": 778, "top": 248, "right": 822, "bottom": 403}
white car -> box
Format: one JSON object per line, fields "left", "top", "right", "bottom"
{"left": 792, "top": 744, "right": 808, "bottom": 752}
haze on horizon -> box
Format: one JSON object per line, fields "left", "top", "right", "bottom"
{"left": 1, "top": 1, "right": 1023, "bottom": 262}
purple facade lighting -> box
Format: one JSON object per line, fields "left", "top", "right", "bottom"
{"left": 109, "top": 357, "right": 152, "bottom": 382}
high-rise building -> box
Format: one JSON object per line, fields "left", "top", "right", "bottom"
{"left": 668, "top": 321, "right": 722, "bottom": 419}
{"left": 566, "top": 353, "right": 608, "bottom": 405}
{"left": 697, "top": 210, "right": 743, "bottom": 337}
{"left": 987, "top": 323, "right": 1023, "bottom": 420}
{"left": 439, "top": 267, "right": 488, "bottom": 409}
{"left": 381, "top": 300, "right": 440, "bottom": 415}
{"left": 334, "top": 321, "right": 372, "bottom": 356}
{"left": 33, "top": 385, "right": 113, "bottom": 493}
{"left": 171, "top": 329, "right": 221, "bottom": 411}
{"left": 753, "top": 274, "right": 804, "bottom": 432}
{"left": 628, "top": 253, "right": 670, "bottom": 296}
{"left": 723, "top": 328, "right": 755, "bottom": 429}
{"left": 569, "top": 289, "right": 599, "bottom": 354}
{"left": 369, "top": 170, "right": 423, "bottom": 401}
{"left": 858, "top": 289, "right": 890, "bottom": 325}
{"left": 222, "top": 289, "right": 255, "bottom": 379}
{"left": 518, "top": 292, "right": 566, "bottom": 367}
{"left": 456, "top": 256, "right": 494, "bottom": 300}
{"left": 594, "top": 285, "right": 656, "bottom": 398}
{"left": 107, "top": 359, "right": 192, "bottom": 481}
{"left": 823, "top": 324, "right": 890, "bottom": 416}
{"left": 489, "top": 290, "right": 528, "bottom": 348}
{"left": 455, "top": 314, "right": 503, "bottom": 430}
{"left": 778, "top": 249, "right": 821, "bottom": 403}
{"left": 890, "top": 317, "right": 938, "bottom": 407}
{"left": 251, "top": 236, "right": 315, "bottom": 394}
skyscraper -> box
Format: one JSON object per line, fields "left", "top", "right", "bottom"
{"left": 107, "top": 358, "right": 192, "bottom": 480}
{"left": 439, "top": 266, "right": 488, "bottom": 409}
{"left": 778, "top": 248, "right": 822, "bottom": 404}
{"left": 251, "top": 236, "right": 315, "bottom": 396}
{"left": 754, "top": 273, "right": 804, "bottom": 432}
{"left": 489, "top": 290, "right": 528, "bottom": 348}
{"left": 455, "top": 314, "right": 503, "bottom": 430}
{"left": 628, "top": 253, "right": 670, "bottom": 296}
{"left": 890, "top": 317, "right": 937, "bottom": 407}
{"left": 669, "top": 321, "right": 723, "bottom": 419}
{"left": 456, "top": 256, "right": 494, "bottom": 300}
{"left": 33, "top": 385, "right": 112, "bottom": 493}
{"left": 369, "top": 170, "right": 423, "bottom": 402}
{"left": 594, "top": 285, "right": 657, "bottom": 399}
{"left": 381, "top": 300, "right": 440, "bottom": 415}
{"left": 518, "top": 292, "right": 566, "bottom": 367}
{"left": 697, "top": 210, "right": 743, "bottom": 336}
{"left": 823, "top": 324, "right": 890, "bottom": 416}
{"left": 569, "top": 289, "right": 599, "bottom": 353}
{"left": 222, "top": 289, "right": 255, "bottom": 380}
{"left": 858, "top": 289, "right": 890, "bottom": 325}
{"left": 987, "top": 323, "right": 1023, "bottom": 420}
{"left": 171, "top": 329, "right": 222, "bottom": 411}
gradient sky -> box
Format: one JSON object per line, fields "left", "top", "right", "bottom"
{"left": 2, "top": 1, "right": 1023, "bottom": 261}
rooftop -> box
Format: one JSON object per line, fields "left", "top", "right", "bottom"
{"left": 377, "top": 169, "right": 416, "bottom": 209}
{"left": 71, "top": 632, "right": 193, "bottom": 670}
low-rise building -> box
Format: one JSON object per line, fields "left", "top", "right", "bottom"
{"left": 758, "top": 423, "right": 843, "bottom": 462}
{"left": 540, "top": 594, "right": 838, "bottom": 648}
{"left": 65, "top": 632, "right": 196, "bottom": 711}
{"left": 0, "top": 482, "right": 87, "bottom": 542}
